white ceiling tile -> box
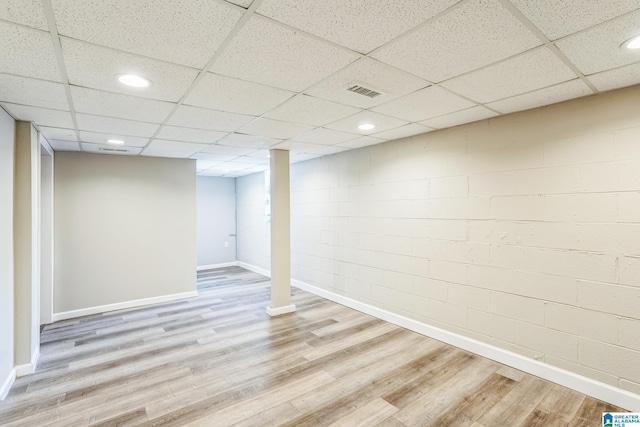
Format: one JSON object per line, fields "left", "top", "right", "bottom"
{"left": 257, "top": 0, "right": 458, "bottom": 54}
{"left": 168, "top": 105, "right": 255, "bottom": 132}
{"left": 197, "top": 170, "right": 227, "bottom": 177}
{"left": 142, "top": 139, "right": 206, "bottom": 158}
{"left": 263, "top": 95, "right": 361, "bottom": 127}
{"left": 218, "top": 133, "right": 283, "bottom": 149}
{"left": 225, "top": 0, "right": 253, "bottom": 7}
{"left": 588, "top": 61, "right": 640, "bottom": 92}
{"left": 233, "top": 156, "right": 270, "bottom": 165}
{"left": 305, "top": 57, "right": 430, "bottom": 108}
{"left": 39, "top": 126, "right": 77, "bottom": 141}
{"left": 199, "top": 144, "right": 256, "bottom": 156}
{"left": 371, "top": 0, "right": 542, "bottom": 82}
{"left": 0, "top": 74, "right": 68, "bottom": 110}
{"left": 236, "top": 118, "right": 314, "bottom": 139}
{"left": 0, "top": 23, "right": 62, "bottom": 82}
{"left": 510, "top": 0, "right": 640, "bottom": 40}
{"left": 76, "top": 113, "right": 159, "bottom": 137}
{"left": 486, "top": 79, "right": 593, "bottom": 114}
{"left": 271, "top": 140, "right": 349, "bottom": 155}
{"left": 47, "top": 139, "right": 80, "bottom": 151}
{"left": 290, "top": 127, "right": 359, "bottom": 145}
{"left": 78, "top": 131, "right": 149, "bottom": 147}
{"left": 240, "top": 164, "right": 270, "bottom": 172}
{"left": 441, "top": 47, "right": 577, "bottom": 103}
{"left": 371, "top": 123, "right": 434, "bottom": 140}
{"left": 156, "top": 126, "right": 227, "bottom": 144}
{"left": 325, "top": 111, "right": 409, "bottom": 134}
{"left": 191, "top": 152, "right": 240, "bottom": 162}
{"left": 290, "top": 153, "right": 322, "bottom": 163}
{"left": 211, "top": 16, "right": 358, "bottom": 91}
{"left": 61, "top": 38, "right": 199, "bottom": 103}
{"left": 196, "top": 160, "right": 221, "bottom": 171}
{"left": 213, "top": 161, "right": 254, "bottom": 170}
{"left": 1, "top": 103, "right": 73, "bottom": 128}
{"left": 184, "top": 73, "right": 294, "bottom": 116}
{"left": 555, "top": 11, "right": 640, "bottom": 75}
{"left": 52, "top": 0, "right": 243, "bottom": 68}
{"left": 70, "top": 86, "right": 174, "bottom": 123}
{"left": 244, "top": 149, "right": 271, "bottom": 158}
{"left": 420, "top": 106, "right": 498, "bottom": 129}
{"left": 372, "top": 86, "right": 476, "bottom": 122}
{"left": 336, "top": 136, "right": 386, "bottom": 149}
{"left": 81, "top": 143, "right": 142, "bottom": 155}
{"left": 0, "top": 0, "right": 48, "bottom": 30}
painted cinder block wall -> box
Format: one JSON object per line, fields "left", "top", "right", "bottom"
{"left": 238, "top": 84, "right": 640, "bottom": 396}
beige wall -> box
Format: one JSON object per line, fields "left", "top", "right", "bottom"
{"left": 0, "top": 108, "right": 15, "bottom": 397}
{"left": 13, "top": 122, "right": 40, "bottom": 368}
{"left": 54, "top": 152, "right": 196, "bottom": 313}
{"left": 238, "top": 84, "right": 640, "bottom": 397}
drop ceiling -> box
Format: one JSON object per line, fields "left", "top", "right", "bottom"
{"left": 1, "top": 0, "right": 639, "bottom": 177}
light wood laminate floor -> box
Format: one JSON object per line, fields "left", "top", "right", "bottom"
{"left": 0, "top": 266, "right": 625, "bottom": 426}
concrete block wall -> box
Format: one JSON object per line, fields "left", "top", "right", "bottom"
{"left": 285, "top": 85, "right": 640, "bottom": 395}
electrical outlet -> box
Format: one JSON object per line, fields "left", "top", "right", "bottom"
{"left": 224, "top": 241, "right": 229, "bottom": 248}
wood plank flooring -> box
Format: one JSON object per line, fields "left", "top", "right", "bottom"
{"left": 0, "top": 266, "right": 625, "bottom": 426}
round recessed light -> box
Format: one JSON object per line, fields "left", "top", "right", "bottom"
{"left": 106, "top": 139, "right": 125, "bottom": 145}
{"left": 223, "top": 169, "right": 231, "bottom": 173}
{"left": 622, "top": 34, "right": 640, "bottom": 50}
{"left": 117, "top": 74, "right": 151, "bottom": 88}
{"left": 358, "top": 123, "right": 376, "bottom": 131}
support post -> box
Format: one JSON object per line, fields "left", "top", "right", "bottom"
{"left": 266, "top": 149, "right": 295, "bottom": 316}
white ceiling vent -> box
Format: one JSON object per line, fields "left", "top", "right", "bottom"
{"left": 98, "top": 147, "right": 129, "bottom": 153}
{"left": 346, "top": 83, "right": 386, "bottom": 99}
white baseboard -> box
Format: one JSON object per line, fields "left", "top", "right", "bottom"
{"left": 15, "top": 348, "right": 39, "bottom": 377}
{"left": 235, "top": 261, "right": 640, "bottom": 411}
{"left": 0, "top": 368, "right": 16, "bottom": 400}
{"left": 291, "top": 278, "right": 640, "bottom": 412}
{"left": 236, "top": 261, "right": 271, "bottom": 278}
{"left": 267, "top": 304, "right": 296, "bottom": 316}
{"left": 197, "top": 262, "right": 238, "bottom": 271}
{"left": 51, "top": 291, "right": 198, "bottom": 322}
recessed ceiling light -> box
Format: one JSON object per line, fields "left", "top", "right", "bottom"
{"left": 106, "top": 139, "right": 125, "bottom": 145}
{"left": 358, "top": 123, "right": 376, "bottom": 131}
{"left": 622, "top": 34, "right": 640, "bottom": 50}
{"left": 223, "top": 169, "right": 231, "bottom": 172}
{"left": 117, "top": 74, "right": 151, "bottom": 88}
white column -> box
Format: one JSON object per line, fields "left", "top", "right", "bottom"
{"left": 266, "top": 149, "right": 295, "bottom": 316}
{"left": 14, "top": 121, "right": 40, "bottom": 375}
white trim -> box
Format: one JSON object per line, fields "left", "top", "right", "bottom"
{"left": 291, "top": 278, "right": 640, "bottom": 412}
{"left": 236, "top": 261, "right": 271, "bottom": 278}
{"left": 15, "top": 348, "right": 39, "bottom": 377}
{"left": 266, "top": 304, "right": 296, "bottom": 316}
{"left": 51, "top": 291, "right": 198, "bottom": 322}
{"left": 197, "top": 262, "right": 237, "bottom": 271}
{"left": 0, "top": 368, "right": 16, "bottom": 400}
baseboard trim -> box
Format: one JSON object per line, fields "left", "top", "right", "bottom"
{"left": 0, "top": 368, "right": 16, "bottom": 400}
{"left": 15, "top": 347, "right": 40, "bottom": 378}
{"left": 266, "top": 304, "right": 296, "bottom": 316}
{"left": 51, "top": 291, "right": 198, "bottom": 322}
{"left": 290, "top": 278, "right": 640, "bottom": 411}
{"left": 236, "top": 261, "right": 271, "bottom": 278}
{"left": 197, "top": 262, "right": 238, "bottom": 271}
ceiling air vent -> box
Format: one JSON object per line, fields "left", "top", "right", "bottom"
{"left": 346, "top": 83, "right": 386, "bottom": 99}
{"left": 98, "top": 147, "right": 129, "bottom": 153}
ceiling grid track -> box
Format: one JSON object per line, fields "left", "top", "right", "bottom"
{"left": 141, "top": 0, "right": 266, "bottom": 154}
{"left": 40, "top": 0, "right": 83, "bottom": 149}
